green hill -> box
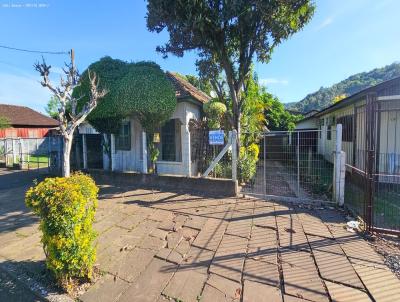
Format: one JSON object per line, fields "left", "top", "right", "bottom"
{"left": 287, "top": 62, "right": 400, "bottom": 113}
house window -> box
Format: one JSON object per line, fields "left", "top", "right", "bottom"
{"left": 160, "top": 119, "right": 182, "bottom": 162}
{"left": 327, "top": 125, "right": 332, "bottom": 140}
{"left": 116, "top": 121, "right": 131, "bottom": 151}
{"left": 337, "top": 115, "right": 353, "bottom": 142}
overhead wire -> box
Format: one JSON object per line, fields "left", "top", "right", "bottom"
{"left": 0, "top": 44, "right": 69, "bottom": 55}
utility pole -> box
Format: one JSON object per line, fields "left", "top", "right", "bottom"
{"left": 70, "top": 48, "right": 75, "bottom": 65}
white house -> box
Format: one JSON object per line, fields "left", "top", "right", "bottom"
{"left": 295, "top": 76, "right": 400, "bottom": 177}
{"left": 77, "top": 72, "right": 210, "bottom": 176}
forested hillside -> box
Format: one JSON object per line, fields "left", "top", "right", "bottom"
{"left": 287, "top": 62, "right": 400, "bottom": 113}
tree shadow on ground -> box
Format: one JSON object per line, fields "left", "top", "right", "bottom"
{"left": 0, "top": 259, "right": 64, "bottom": 302}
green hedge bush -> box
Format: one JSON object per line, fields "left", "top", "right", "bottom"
{"left": 25, "top": 173, "right": 98, "bottom": 287}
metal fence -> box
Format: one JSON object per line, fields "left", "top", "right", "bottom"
{"left": 241, "top": 130, "right": 334, "bottom": 203}
{"left": 0, "top": 136, "right": 62, "bottom": 174}
{"left": 341, "top": 94, "right": 400, "bottom": 234}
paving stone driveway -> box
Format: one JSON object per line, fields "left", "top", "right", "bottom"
{"left": 1, "top": 169, "right": 400, "bottom": 302}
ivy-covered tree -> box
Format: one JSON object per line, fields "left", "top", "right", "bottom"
{"left": 74, "top": 57, "right": 176, "bottom": 172}
{"left": 146, "top": 0, "right": 315, "bottom": 149}
{"left": 74, "top": 56, "right": 131, "bottom": 134}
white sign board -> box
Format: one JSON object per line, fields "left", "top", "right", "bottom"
{"left": 209, "top": 130, "right": 224, "bottom": 145}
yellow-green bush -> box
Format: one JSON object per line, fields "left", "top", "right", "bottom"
{"left": 25, "top": 172, "right": 98, "bottom": 285}
{"left": 239, "top": 143, "right": 260, "bottom": 184}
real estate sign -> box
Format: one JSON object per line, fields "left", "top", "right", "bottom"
{"left": 209, "top": 130, "right": 224, "bottom": 145}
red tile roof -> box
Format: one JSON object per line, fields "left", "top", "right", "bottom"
{"left": 0, "top": 104, "right": 58, "bottom": 127}
{"left": 166, "top": 72, "right": 211, "bottom": 105}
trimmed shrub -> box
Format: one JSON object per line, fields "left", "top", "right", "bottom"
{"left": 203, "top": 101, "right": 227, "bottom": 129}
{"left": 238, "top": 143, "right": 260, "bottom": 184}
{"left": 25, "top": 172, "right": 98, "bottom": 287}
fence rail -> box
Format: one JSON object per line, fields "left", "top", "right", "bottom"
{"left": 0, "top": 136, "right": 62, "bottom": 174}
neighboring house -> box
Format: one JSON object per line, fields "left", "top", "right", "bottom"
{"left": 295, "top": 110, "right": 319, "bottom": 130}
{"left": 295, "top": 76, "right": 400, "bottom": 176}
{"left": 77, "top": 71, "right": 211, "bottom": 176}
{"left": 0, "top": 104, "right": 58, "bottom": 138}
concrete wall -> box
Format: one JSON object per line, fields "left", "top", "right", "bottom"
{"left": 89, "top": 169, "right": 238, "bottom": 197}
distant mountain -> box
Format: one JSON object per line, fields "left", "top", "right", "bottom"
{"left": 287, "top": 62, "right": 400, "bottom": 113}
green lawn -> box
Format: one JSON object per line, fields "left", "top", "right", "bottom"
{"left": 21, "top": 155, "right": 50, "bottom": 168}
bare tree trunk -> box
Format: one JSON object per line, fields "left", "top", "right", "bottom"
{"left": 62, "top": 134, "right": 73, "bottom": 177}
{"left": 35, "top": 54, "right": 107, "bottom": 178}
{"left": 236, "top": 115, "right": 241, "bottom": 152}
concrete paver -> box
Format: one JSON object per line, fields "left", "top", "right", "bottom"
{"left": 1, "top": 169, "right": 399, "bottom": 302}
{"left": 242, "top": 280, "right": 282, "bottom": 302}
{"left": 324, "top": 281, "right": 371, "bottom": 302}
{"left": 281, "top": 250, "right": 329, "bottom": 302}
{"left": 307, "top": 235, "right": 364, "bottom": 289}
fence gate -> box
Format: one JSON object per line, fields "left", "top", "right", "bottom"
{"left": 241, "top": 130, "right": 335, "bottom": 203}
{"left": 0, "top": 136, "right": 62, "bottom": 174}
{"left": 345, "top": 93, "right": 400, "bottom": 235}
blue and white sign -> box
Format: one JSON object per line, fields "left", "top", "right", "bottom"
{"left": 209, "top": 130, "right": 225, "bottom": 145}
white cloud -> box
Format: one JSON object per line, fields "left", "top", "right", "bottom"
{"left": 316, "top": 16, "right": 334, "bottom": 30}
{"left": 0, "top": 73, "right": 51, "bottom": 113}
{"left": 259, "top": 78, "right": 289, "bottom": 86}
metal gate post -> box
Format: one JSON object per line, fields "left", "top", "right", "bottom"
{"left": 334, "top": 124, "right": 343, "bottom": 205}
{"left": 231, "top": 130, "right": 237, "bottom": 182}
{"left": 263, "top": 135, "right": 266, "bottom": 201}
{"left": 365, "top": 93, "right": 377, "bottom": 232}
{"left": 297, "top": 132, "right": 300, "bottom": 195}
{"left": 12, "top": 139, "right": 16, "bottom": 166}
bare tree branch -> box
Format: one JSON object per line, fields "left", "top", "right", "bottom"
{"left": 35, "top": 54, "right": 107, "bottom": 177}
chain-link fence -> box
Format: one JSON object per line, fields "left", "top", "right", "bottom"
{"left": 241, "top": 130, "right": 334, "bottom": 202}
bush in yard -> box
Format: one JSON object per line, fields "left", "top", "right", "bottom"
{"left": 203, "top": 101, "right": 227, "bottom": 129}
{"left": 25, "top": 172, "right": 98, "bottom": 289}
{"left": 238, "top": 143, "right": 259, "bottom": 184}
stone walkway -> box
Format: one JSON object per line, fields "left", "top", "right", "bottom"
{"left": 1, "top": 170, "right": 400, "bottom": 301}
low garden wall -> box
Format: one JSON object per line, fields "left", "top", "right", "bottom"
{"left": 87, "top": 169, "right": 238, "bottom": 197}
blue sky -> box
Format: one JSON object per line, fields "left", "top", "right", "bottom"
{"left": 0, "top": 0, "right": 399, "bottom": 113}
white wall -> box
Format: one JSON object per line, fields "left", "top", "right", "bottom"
{"left": 112, "top": 118, "right": 143, "bottom": 172}
{"left": 316, "top": 100, "right": 366, "bottom": 169}
{"left": 295, "top": 118, "right": 318, "bottom": 130}
{"left": 111, "top": 101, "right": 201, "bottom": 176}
{"left": 157, "top": 101, "right": 201, "bottom": 176}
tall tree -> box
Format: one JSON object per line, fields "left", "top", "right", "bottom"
{"left": 146, "top": 0, "right": 315, "bottom": 148}
{"left": 35, "top": 53, "right": 107, "bottom": 177}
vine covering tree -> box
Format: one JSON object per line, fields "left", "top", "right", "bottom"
{"left": 73, "top": 57, "right": 177, "bottom": 172}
